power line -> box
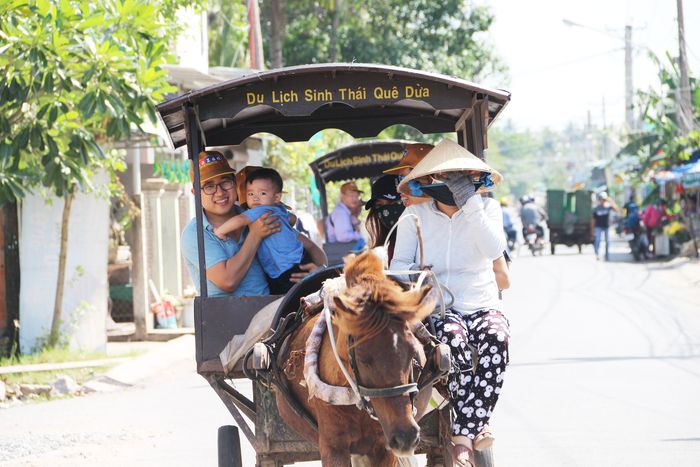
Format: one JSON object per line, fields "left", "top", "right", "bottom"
{"left": 518, "top": 48, "right": 624, "bottom": 77}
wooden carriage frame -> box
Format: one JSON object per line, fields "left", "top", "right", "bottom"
{"left": 156, "top": 63, "right": 510, "bottom": 466}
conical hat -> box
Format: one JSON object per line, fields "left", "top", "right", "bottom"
{"left": 396, "top": 139, "right": 503, "bottom": 195}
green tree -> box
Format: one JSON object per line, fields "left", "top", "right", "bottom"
{"left": 208, "top": 1, "right": 249, "bottom": 67}
{"left": 620, "top": 53, "right": 700, "bottom": 182}
{"left": 0, "top": 0, "right": 202, "bottom": 348}
{"left": 259, "top": 0, "right": 505, "bottom": 81}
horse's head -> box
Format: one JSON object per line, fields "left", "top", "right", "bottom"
{"left": 333, "top": 251, "right": 436, "bottom": 457}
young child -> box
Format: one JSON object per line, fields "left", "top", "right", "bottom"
{"left": 213, "top": 168, "right": 309, "bottom": 294}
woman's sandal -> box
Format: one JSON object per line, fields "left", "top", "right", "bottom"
{"left": 450, "top": 442, "right": 476, "bottom": 467}
{"left": 473, "top": 425, "right": 495, "bottom": 451}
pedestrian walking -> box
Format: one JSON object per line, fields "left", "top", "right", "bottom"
{"left": 591, "top": 191, "right": 620, "bottom": 260}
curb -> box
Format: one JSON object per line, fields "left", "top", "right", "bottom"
{"left": 83, "top": 335, "right": 195, "bottom": 392}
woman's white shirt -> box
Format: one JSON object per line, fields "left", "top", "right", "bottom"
{"left": 390, "top": 196, "right": 505, "bottom": 315}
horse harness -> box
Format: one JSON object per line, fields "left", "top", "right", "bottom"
{"left": 243, "top": 296, "right": 451, "bottom": 432}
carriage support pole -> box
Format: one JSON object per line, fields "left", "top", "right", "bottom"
{"left": 184, "top": 103, "right": 208, "bottom": 298}
{"left": 206, "top": 375, "right": 260, "bottom": 450}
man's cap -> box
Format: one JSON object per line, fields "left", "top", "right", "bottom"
{"left": 383, "top": 143, "right": 435, "bottom": 174}
{"left": 365, "top": 174, "right": 400, "bottom": 210}
{"left": 190, "top": 151, "right": 236, "bottom": 184}
{"left": 396, "top": 139, "right": 502, "bottom": 195}
{"left": 340, "top": 181, "right": 363, "bottom": 194}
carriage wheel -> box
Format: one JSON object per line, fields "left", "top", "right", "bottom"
{"left": 218, "top": 425, "right": 243, "bottom": 467}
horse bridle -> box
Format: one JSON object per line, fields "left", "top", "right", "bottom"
{"left": 345, "top": 334, "right": 418, "bottom": 419}
{"left": 345, "top": 326, "right": 451, "bottom": 420}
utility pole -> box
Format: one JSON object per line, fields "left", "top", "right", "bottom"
{"left": 601, "top": 96, "right": 608, "bottom": 161}
{"left": 677, "top": 0, "right": 693, "bottom": 134}
{"left": 624, "top": 25, "right": 635, "bottom": 132}
{"left": 563, "top": 19, "right": 637, "bottom": 133}
{"left": 247, "top": 0, "right": 264, "bottom": 70}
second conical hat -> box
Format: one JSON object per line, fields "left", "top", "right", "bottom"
{"left": 396, "top": 139, "right": 502, "bottom": 195}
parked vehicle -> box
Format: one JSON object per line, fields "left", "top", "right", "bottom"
{"left": 546, "top": 189, "right": 593, "bottom": 254}
{"left": 623, "top": 202, "right": 649, "bottom": 261}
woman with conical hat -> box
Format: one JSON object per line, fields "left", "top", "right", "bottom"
{"left": 383, "top": 142, "right": 434, "bottom": 207}
{"left": 390, "top": 139, "right": 510, "bottom": 467}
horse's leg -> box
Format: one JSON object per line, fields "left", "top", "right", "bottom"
{"left": 318, "top": 440, "right": 352, "bottom": 467}
{"left": 365, "top": 443, "right": 398, "bottom": 467}
{"left": 317, "top": 407, "right": 354, "bottom": 467}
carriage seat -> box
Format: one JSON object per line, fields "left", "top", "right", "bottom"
{"left": 217, "top": 265, "right": 343, "bottom": 375}
{"left": 270, "top": 264, "right": 343, "bottom": 330}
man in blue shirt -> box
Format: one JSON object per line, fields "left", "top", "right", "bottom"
{"left": 181, "top": 151, "right": 279, "bottom": 297}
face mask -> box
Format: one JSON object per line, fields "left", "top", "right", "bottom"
{"left": 421, "top": 184, "right": 457, "bottom": 206}
{"left": 377, "top": 203, "right": 405, "bottom": 230}
{"left": 408, "top": 179, "right": 424, "bottom": 196}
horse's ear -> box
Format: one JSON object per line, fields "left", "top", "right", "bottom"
{"left": 344, "top": 250, "right": 384, "bottom": 286}
{"left": 342, "top": 253, "right": 357, "bottom": 265}
{"left": 333, "top": 295, "right": 358, "bottom": 317}
{"left": 402, "top": 285, "right": 437, "bottom": 322}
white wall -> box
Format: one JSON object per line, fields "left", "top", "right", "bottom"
{"left": 19, "top": 173, "right": 110, "bottom": 353}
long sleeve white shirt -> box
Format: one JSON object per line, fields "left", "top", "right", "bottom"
{"left": 390, "top": 196, "right": 505, "bottom": 314}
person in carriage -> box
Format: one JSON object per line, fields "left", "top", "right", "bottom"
{"left": 364, "top": 173, "right": 404, "bottom": 261}
{"left": 181, "top": 151, "right": 325, "bottom": 297}
{"left": 391, "top": 139, "right": 511, "bottom": 467}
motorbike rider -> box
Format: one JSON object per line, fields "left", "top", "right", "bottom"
{"left": 519, "top": 195, "right": 547, "bottom": 240}
{"left": 623, "top": 196, "right": 648, "bottom": 260}
{"left": 500, "top": 197, "right": 517, "bottom": 250}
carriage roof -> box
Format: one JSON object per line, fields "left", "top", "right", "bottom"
{"left": 155, "top": 63, "right": 510, "bottom": 151}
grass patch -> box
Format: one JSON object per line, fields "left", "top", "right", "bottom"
{"left": 0, "top": 346, "right": 142, "bottom": 367}
{"left": 1, "top": 365, "right": 113, "bottom": 386}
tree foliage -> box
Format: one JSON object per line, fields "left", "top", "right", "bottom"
{"left": 0, "top": 0, "right": 202, "bottom": 204}
{"left": 208, "top": 1, "right": 249, "bottom": 68}
{"left": 619, "top": 53, "right": 700, "bottom": 180}
{"left": 259, "top": 0, "right": 505, "bottom": 81}
{"left": 0, "top": 0, "right": 203, "bottom": 349}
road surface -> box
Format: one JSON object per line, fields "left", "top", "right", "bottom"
{"left": 2, "top": 239, "right": 699, "bottom": 466}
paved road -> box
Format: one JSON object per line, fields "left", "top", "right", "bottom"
{"left": 497, "top": 240, "right": 700, "bottom": 466}
{"left": 2, "top": 239, "right": 699, "bottom": 466}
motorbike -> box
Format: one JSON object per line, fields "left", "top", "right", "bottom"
{"left": 504, "top": 226, "right": 518, "bottom": 252}
{"left": 623, "top": 227, "right": 649, "bottom": 261}
{"left": 524, "top": 223, "right": 545, "bottom": 256}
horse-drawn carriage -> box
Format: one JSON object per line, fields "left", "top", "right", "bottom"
{"left": 155, "top": 64, "right": 510, "bottom": 466}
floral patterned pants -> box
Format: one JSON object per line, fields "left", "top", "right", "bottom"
{"left": 431, "top": 308, "right": 510, "bottom": 439}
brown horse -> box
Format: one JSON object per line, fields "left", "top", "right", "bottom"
{"left": 275, "top": 251, "right": 436, "bottom": 466}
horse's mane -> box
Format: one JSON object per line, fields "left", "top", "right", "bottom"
{"left": 333, "top": 251, "right": 434, "bottom": 344}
